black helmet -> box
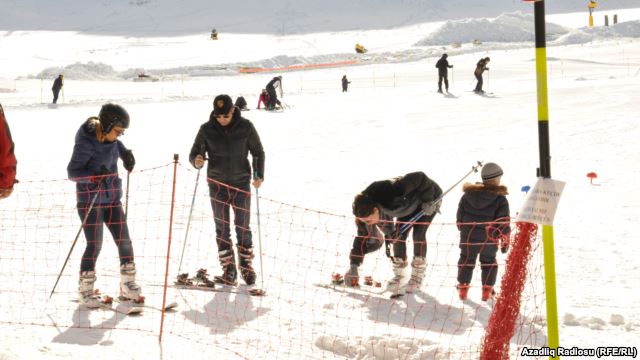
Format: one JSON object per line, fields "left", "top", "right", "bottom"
{"left": 99, "top": 103, "right": 130, "bottom": 133}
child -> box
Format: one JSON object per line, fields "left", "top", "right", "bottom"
{"left": 456, "top": 162, "right": 510, "bottom": 301}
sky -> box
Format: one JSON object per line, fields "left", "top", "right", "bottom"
{"left": 1, "top": 1, "right": 639, "bottom": 359}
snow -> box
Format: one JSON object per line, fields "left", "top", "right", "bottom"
{"left": 1, "top": 1, "right": 640, "bottom": 359}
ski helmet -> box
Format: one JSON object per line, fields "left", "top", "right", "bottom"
{"left": 99, "top": 103, "right": 130, "bottom": 133}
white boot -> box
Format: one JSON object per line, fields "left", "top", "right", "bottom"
{"left": 78, "top": 271, "right": 102, "bottom": 308}
{"left": 406, "top": 257, "right": 427, "bottom": 293}
{"left": 386, "top": 258, "right": 408, "bottom": 294}
{"left": 120, "top": 263, "right": 142, "bottom": 301}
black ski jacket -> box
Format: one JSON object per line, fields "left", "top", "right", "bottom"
{"left": 189, "top": 108, "right": 265, "bottom": 186}
{"left": 435, "top": 58, "right": 452, "bottom": 75}
{"left": 349, "top": 172, "right": 442, "bottom": 265}
{"left": 456, "top": 182, "right": 511, "bottom": 243}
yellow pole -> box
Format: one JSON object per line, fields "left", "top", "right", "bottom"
{"left": 533, "top": 2, "right": 561, "bottom": 358}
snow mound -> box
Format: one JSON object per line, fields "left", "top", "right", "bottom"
{"left": 553, "top": 20, "right": 640, "bottom": 45}
{"left": 314, "top": 334, "right": 451, "bottom": 360}
{"left": 30, "top": 62, "right": 120, "bottom": 81}
{"left": 414, "top": 12, "right": 568, "bottom": 46}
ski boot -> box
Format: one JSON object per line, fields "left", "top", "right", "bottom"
{"left": 385, "top": 257, "right": 408, "bottom": 295}
{"left": 213, "top": 249, "right": 238, "bottom": 286}
{"left": 457, "top": 283, "right": 470, "bottom": 300}
{"left": 120, "top": 263, "right": 143, "bottom": 303}
{"left": 481, "top": 285, "right": 495, "bottom": 301}
{"left": 78, "top": 271, "right": 102, "bottom": 308}
{"left": 406, "top": 257, "right": 426, "bottom": 293}
{"left": 238, "top": 247, "right": 256, "bottom": 286}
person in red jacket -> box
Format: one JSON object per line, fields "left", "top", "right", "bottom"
{"left": 0, "top": 103, "right": 17, "bottom": 200}
{"left": 257, "top": 89, "right": 270, "bottom": 109}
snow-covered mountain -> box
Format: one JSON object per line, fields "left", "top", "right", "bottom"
{"left": 1, "top": 0, "right": 638, "bottom": 35}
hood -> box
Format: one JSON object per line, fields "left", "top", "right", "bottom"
{"left": 461, "top": 182, "right": 508, "bottom": 210}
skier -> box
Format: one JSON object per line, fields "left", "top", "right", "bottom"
{"left": 0, "top": 103, "right": 17, "bottom": 200}
{"left": 265, "top": 76, "right": 283, "bottom": 110}
{"left": 474, "top": 57, "right": 490, "bottom": 93}
{"left": 52, "top": 74, "right": 64, "bottom": 104}
{"left": 257, "top": 89, "right": 270, "bottom": 109}
{"left": 235, "top": 96, "right": 248, "bottom": 111}
{"left": 67, "top": 103, "right": 139, "bottom": 308}
{"left": 435, "top": 54, "right": 454, "bottom": 93}
{"left": 342, "top": 75, "right": 351, "bottom": 92}
{"left": 189, "top": 94, "right": 265, "bottom": 286}
{"left": 346, "top": 171, "right": 442, "bottom": 294}
{"left": 455, "top": 162, "right": 511, "bottom": 301}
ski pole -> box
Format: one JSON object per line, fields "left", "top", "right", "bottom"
{"left": 254, "top": 172, "right": 265, "bottom": 290}
{"left": 124, "top": 171, "right": 131, "bottom": 222}
{"left": 398, "top": 161, "right": 483, "bottom": 236}
{"left": 50, "top": 181, "right": 103, "bottom": 299}
{"left": 177, "top": 166, "right": 202, "bottom": 275}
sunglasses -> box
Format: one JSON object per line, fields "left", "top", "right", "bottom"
{"left": 215, "top": 113, "right": 232, "bottom": 119}
{"left": 113, "top": 128, "right": 125, "bottom": 136}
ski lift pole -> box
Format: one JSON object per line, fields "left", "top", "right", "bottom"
{"left": 398, "top": 161, "right": 483, "bottom": 236}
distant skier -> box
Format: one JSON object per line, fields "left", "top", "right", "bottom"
{"left": 342, "top": 75, "right": 351, "bottom": 92}
{"left": 474, "top": 57, "right": 490, "bottom": 93}
{"left": 435, "top": 54, "right": 453, "bottom": 93}
{"left": 265, "top": 76, "right": 283, "bottom": 110}
{"left": 235, "top": 96, "right": 248, "bottom": 111}
{"left": 257, "top": 89, "right": 270, "bottom": 109}
{"left": 346, "top": 172, "right": 442, "bottom": 295}
{"left": 67, "top": 103, "right": 140, "bottom": 308}
{"left": 455, "top": 162, "right": 511, "bottom": 301}
{"left": 0, "top": 103, "right": 17, "bottom": 200}
{"left": 52, "top": 74, "right": 64, "bottom": 104}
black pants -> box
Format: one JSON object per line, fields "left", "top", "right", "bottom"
{"left": 457, "top": 238, "right": 498, "bottom": 286}
{"left": 52, "top": 89, "right": 60, "bottom": 104}
{"left": 266, "top": 87, "right": 280, "bottom": 110}
{"left": 209, "top": 182, "right": 252, "bottom": 252}
{"left": 438, "top": 74, "right": 449, "bottom": 91}
{"left": 392, "top": 209, "right": 435, "bottom": 260}
{"left": 474, "top": 73, "right": 483, "bottom": 92}
{"left": 78, "top": 202, "right": 134, "bottom": 272}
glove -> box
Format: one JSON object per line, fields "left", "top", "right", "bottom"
{"left": 344, "top": 264, "right": 359, "bottom": 287}
{"left": 123, "top": 150, "right": 135, "bottom": 172}
{"left": 500, "top": 235, "right": 510, "bottom": 254}
{"left": 90, "top": 166, "right": 110, "bottom": 184}
{"left": 421, "top": 199, "right": 442, "bottom": 216}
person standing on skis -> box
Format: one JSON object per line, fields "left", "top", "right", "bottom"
{"left": 455, "top": 162, "right": 511, "bottom": 301}
{"left": 346, "top": 171, "right": 442, "bottom": 294}
{"left": 51, "top": 74, "right": 64, "bottom": 104}
{"left": 67, "top": 103, "right": 139, "bottom": 308}
{"left": 342, "top": 75, "right": 351, "bottom": 92}
{"left": 435, "top": 54, "right": 453, "bottom": 93}
{"left": 474, "top": 57, "right": 490, "bottom": 93}
{"left": 189, "top": 94, "right": 265, "bottom": 286}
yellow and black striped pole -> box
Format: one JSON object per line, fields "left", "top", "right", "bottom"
{"left": 532, "top": 1, "right": 561, "bottom": 357}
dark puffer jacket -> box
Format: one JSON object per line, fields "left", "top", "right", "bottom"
{"left": 456, "top": 182, "right": 511, "bottom": 242}
{"left": 189, "top": 108, "right": 265, "bottom": 186}
{"left": 363, "top": 171, "right": 442, "bottom": 219}
{"left": 67, "top": 118, "right": 128, "bottom": 204}
{"left": 349, "top": 172, "right": 442, "bottom": 265}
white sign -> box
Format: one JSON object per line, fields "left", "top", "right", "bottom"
{"left": 517, "top": 178, "right": 566, "bottom": 225}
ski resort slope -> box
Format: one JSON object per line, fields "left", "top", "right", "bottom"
{"left": 1, "top": 1, "right": 640, "bottom": 360}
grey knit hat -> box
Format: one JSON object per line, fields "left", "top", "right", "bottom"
{"left": 481, "top": 162, "right": 503, "bottom": 182}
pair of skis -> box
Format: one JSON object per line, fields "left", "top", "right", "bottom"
{"left": 315, "top": 273, "right": 410, "bottom": 299}
{"left": 75, "top": 290, "right": 177, "bottom": 315}
{"left": 173, "top": 269, "right": 266, "bottom": 297}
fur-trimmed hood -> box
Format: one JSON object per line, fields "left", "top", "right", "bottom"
{"left": 460, "top": 182, "right": 508, "bottom": 211}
